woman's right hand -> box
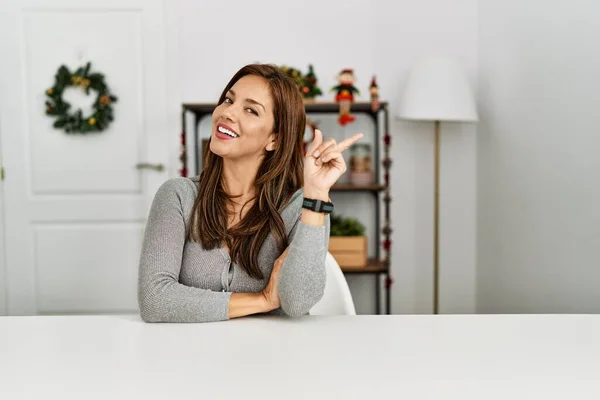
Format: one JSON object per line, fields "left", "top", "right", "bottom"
{"left": 261, "top": 247, "right": 289, "bottom": 311}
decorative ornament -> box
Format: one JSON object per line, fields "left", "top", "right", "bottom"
{"left": 45, "top": 62, "right": 118, "bottom": 133}
{"left": 382, "top": 223, "right": 393, "bottom": 235}
{"left": 369, "top": 75, "right": 380, "bottom": 112}
{"left": 278, "top": 65, "right": 304, "bottom": 91}
{"left": 331, "top": 68, "right": 360, "bottom": 126}
{"left": 382, "top": 127, "right": 392, "bottom": 273}
{"left": 349, "top": 143, "right": 374, "bottom": 185}
{"left": 385, "top": 276, "right": 394, "bottom": 289}
{"left": 301, "top": 64, "right": 322, "bottom": 102}
{"left": 382, "top": 157, "right": 393, "bottom": 169}
{"left": 384, "top": 132, "right": 391, "bottom": 146}
{"left": 383, "top": 239, "right": 391, "bottom": 251}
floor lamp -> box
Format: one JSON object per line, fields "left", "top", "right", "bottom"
{"left": 397, "top": 56, "right": 478, "bottom": 314}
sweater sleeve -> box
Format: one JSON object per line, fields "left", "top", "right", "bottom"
{"left": 137, "top": 179, "right": 232, "bottom": 323}
{"left": 277, "top": 202, "right": 330, "bottom": 316}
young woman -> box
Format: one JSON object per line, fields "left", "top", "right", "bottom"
{"left": 138, "top": 64, "right": 362, "bottom": 322}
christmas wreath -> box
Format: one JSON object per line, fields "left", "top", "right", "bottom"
{"left": 45, "top": 62, "right": 118, "bottom": 133}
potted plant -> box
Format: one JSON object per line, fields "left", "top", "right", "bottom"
{"left": 328, "top": 214, "right": 367, "bottom": 268}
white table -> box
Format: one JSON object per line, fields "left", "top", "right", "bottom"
{"left": 1, "top": 314, "right": 599, "bottom": 399}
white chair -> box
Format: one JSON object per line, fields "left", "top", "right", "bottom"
{"left": 310, "top": 252, "right": 357, "bottom": 315}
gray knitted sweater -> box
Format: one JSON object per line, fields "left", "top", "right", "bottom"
{"left": 137, "top": 176, "right": 330, "bottom": 323}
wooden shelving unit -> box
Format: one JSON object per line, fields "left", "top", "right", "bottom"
{"left": 342, "top": 259, "right": 389, "bottom": 274}
{"left": 180, "top": 101, "right": 393, "bottom": 315}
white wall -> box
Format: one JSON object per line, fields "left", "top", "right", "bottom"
{"left": 375, "top": 1, "right": 478, "bottom": 314}
{"left": 0, "top": 0, "right": 478, "bottom": 315}
{"left": 478, "top": 0, "right": 600, "bottom": 313}
{"left": 2, "top": 0, "right": 596, "bottom": 315}
{"left": 170, "top": 0, "right": 478, "bottom": 314}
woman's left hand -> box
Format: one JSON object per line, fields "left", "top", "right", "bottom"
{"left": 304, "top": 129, "right": 364, "bottom": 198}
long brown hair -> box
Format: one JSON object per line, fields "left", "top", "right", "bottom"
{"left": 188, "top": 64, "right": 306, "bottom": 280}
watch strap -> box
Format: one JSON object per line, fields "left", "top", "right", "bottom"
{"left": 302, "top": 198, "right": 334, "bottom": 214}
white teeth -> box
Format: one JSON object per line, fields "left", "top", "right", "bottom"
{"left": 217, "top": 126, "right": 238, "bottom": 138}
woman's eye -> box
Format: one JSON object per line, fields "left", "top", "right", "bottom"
{"left": 247, "top": 108, "right": 258, "bottom": 115}
{"left": 224, "top": 97, "right": 233, "bottom": 104}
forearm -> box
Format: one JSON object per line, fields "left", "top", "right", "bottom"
{"left": 278, "top": 197, "right": 330, "bottom": 316}
{"left": 228, "top": 292, "right": 273, "bottom": 318}
{"left": 138, "top": 278, "right": 232, "bottom": 323}
{"left": 140, "top": 281, "right": 272, "bottom": 322}
{"left": 278, "top": 229, "right": 328, "bottom": 315}
{"left": 300, "top": 208, "right": 324, "bottom": 226}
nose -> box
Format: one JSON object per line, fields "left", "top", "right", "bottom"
{"left": 221, "top": 103, "right": 238, "bottom": 122}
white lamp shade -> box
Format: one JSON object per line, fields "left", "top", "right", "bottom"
{"left": 397, "top": 56, "right": 478, "bottom": 122}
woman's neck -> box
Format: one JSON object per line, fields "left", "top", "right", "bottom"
{"left": 221, "top": 157, "right": 260, "bottom": 200}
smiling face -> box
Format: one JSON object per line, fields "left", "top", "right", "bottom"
{"left": 210, "top": 75, "right": 276, "bottom": 161}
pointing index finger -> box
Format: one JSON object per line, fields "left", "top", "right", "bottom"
{"left": 337, "top": 133, "right": 364, "bottom": 152}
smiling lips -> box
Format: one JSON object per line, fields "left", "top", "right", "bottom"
{"left": 215, "top": 124, "right": 239, "bottom": 140}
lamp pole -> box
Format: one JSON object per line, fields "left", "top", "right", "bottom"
{"left": 433, "top": 120, "right": 441, "bottom": 314}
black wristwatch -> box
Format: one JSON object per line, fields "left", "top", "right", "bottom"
{"left": 302, "top": 198, "right": 334, "bottom": 214}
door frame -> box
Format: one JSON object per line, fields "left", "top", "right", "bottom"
{"left": 0, "top": 120, "right": 6, "bottom": 316}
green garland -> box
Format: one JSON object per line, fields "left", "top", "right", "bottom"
{"left": 45, "top": 62, "right": 118, "bottom": 133}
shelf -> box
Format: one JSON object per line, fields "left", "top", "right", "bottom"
{"left": 341, "top": 259, "right": 389, "bottom": 274}
{"left": 304, "top": 101, "right": 387, "bottom": 113}
{"left": 331, "top": 184, "right": 386, "bottom": 192}
{"left": 182, "top": 103, "right": 217, "bottom": 115}
{"left": 182, "top": 101, "right": 388, "bottom": 116}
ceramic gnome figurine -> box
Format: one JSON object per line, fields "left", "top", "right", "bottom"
{"left": 369, "top": 75, "right": 379, "bottom": 112}
{"left": 331, "top": 68, "right": 360, "bottom": 126}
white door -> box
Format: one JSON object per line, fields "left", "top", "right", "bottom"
{"left": 0, "top": 0, "right": 171, "bottom": 315}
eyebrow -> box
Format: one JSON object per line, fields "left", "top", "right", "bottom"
{"left": 228, "top": 89, "right": 266, "bottom": 112}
